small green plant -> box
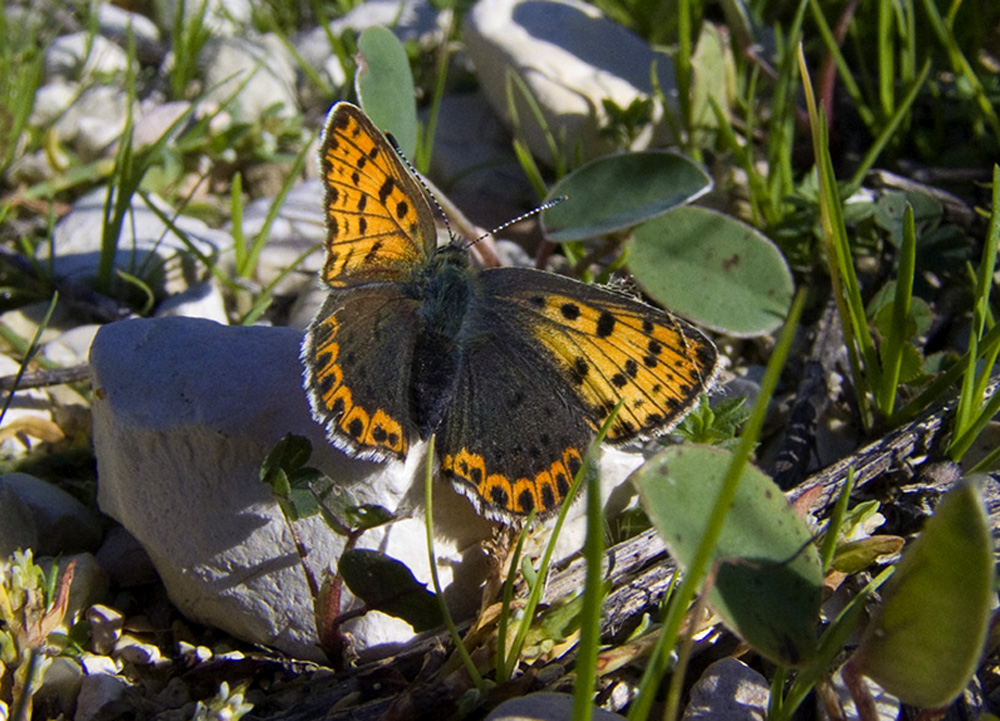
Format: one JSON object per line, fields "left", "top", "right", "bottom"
{"left": 0, "top": 550, "right": 77, "bottom": 719}
{"left": 169, "top": 0, "right": 213, "bottom": 101}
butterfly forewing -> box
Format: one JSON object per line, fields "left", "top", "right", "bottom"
{"left": 478, "top": 268, "right": 719, "bottom": 442}
{"left": 319, "top": 103, "right": 437, "bottom": 287}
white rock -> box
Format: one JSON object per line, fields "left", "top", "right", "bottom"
{"left": 829, "top": 665, "right": 899, "bottom": 721}
{"left": 74, "top": 671, "right": 131, "bottom": 721}
{"left": 41, "top": 186, "right": 230, "bottom": 297}
{"left": 0, "top": 474, "right": 103, "bottom": 555}
{"left": 486, "top": 692, "right": 625, "bottom": 720}
{"left": 45, "top": 32, "right": 131, "bottom": 82}
{"left": 113, "top": 635, "right": 163, "bottom": 666}
{"left": 428, "top": 93, "right": 536, "bottom": 216}
{"left": 235, "top": 178, "right": 325, "bottom": 295}
{"left": 0, "top": 300, "right": 74, "bottom": 344}
{"left": 34, "top": 656, "right": 84, "bottom": 717}
{"left": 154, "top": 0, "right": 253, "bottom": 36}
{"left": 0, "top": 354, "right": 57, "bottom": 458}
{"left": 132, "top": 101, "right": 192, "bottom": 150}
{"left": 40, "top": 325, "right": 103, "bottom": 368}
{"left": 94, "top": 525, "right": 158, "bottom": 587}
{"left": 95, "top": 3, "right": 162, "bottom": 60}
{"left": 0, "top": 484, "right": 38, "bottom": 557}
{"left": 682, "top": 658, "right": 770, "bottom": 721}
{"left": 80, "top": 654, "right": 121, "bottom": 675}
{"left": 200, "top": 34, "right": 299, "bottom": 123}
{"left": 87, "top": 604, "right": 125, "bottom": 655}
{"left": 155, "top": 280, "right": 229, "bottom": 323}
{"left": 90, "top": 317, "right": 646, "bottom": 660}
{"left": 51, "top": 85, "right": 132, "bottom": 158}
{"left": 29, "top": 81, "right": 77, "bottom": 127}
{"left": 463, "top": 0, "right": 678, "bottom": 165}
{"left": 296, "top": 0, "right": 443, "bottom": 91}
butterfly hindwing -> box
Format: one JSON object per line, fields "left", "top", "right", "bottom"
{"left": 319, "top": 103, "right": 437, "bottom": 287}
{"left": 302, "top": 287, "right": 420, "bottom": 461}
{"left": 437, "top": 316, "right": 592, "bottom": 520}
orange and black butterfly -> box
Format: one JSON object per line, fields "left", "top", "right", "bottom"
{"left": 301, "top": 102, "right": 719, "bottom": 523}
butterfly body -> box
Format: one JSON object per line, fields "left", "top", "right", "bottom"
{"left": 302, "top": 102, "right": 719, "bottom": 522}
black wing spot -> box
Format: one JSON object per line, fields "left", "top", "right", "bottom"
{"left": 379, "top": 177, "right": 396, "bottom": 205}
{"left": 596, "top": 312, "right": 616, "bottom": 337}
{"left": 560, "top": 303, "right": 581, "bottom": 321}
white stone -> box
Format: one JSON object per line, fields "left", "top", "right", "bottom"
{"left": 45, "top": 32, "right": 131, "bottom": 82}
{"left": 296, "top": 0, "right": 443, "bottom": 91}
{"left": 235, "top": 178, "right": 325, "bottom": 296}
{"left": 87, "top": 604, "right": 125, "bottom": 655}
{"left": 29, "top": 81, "right": 77, "bottom": 127}
{"left": 200, "top": 34, "right": 299, "bottom": 123}
{"left": 40, "top": 325, "right": 103, "bottom": 368}
{"left": 155, "top": 280, "right": 229, "bottom": 323}
{"left": 132, "top": 101, "right": 192, "bottom": 150}
{"left": 113, "top": 635, "right": 163, "bottom": 666}
{"left": 94, "top": 525, "right": 158, "bottom": 587}
{"left": 0, "top": 354, "right": 57, "bottom": 458}
{"left": 96, "top": 3, "right": 162, "bottom": 58}
{"left": 41, "top": 186, "right": 230, "bottom": 297}
{"left": 74, "top": 670, "right": 131, "bottom": 721}
{"left": 428, "top": 93, "right": 536, "bottom": 215}
{"left": 0, "top": 474, "right": 103, "bottom": 555}
{"left": 682, "top": 658, "right": 770, "bottom": 721}
{"left": 33, "top": 656, "right": 84, "bottom": 716}
{"left": 89, "top": 317, "right": 647, "bottom": 660}
{"left": 486, "top": 692, "right": 625, "bottom": 720}
{"left": 0, "top": 484, "right": 38, "bottom": 557}
{"left": 51, "top": 85, "right": 132, "bottom": 158}
{"left": 154, "top": 0, "right": 253, "bottom": 36}
{"left": 463, "top": 0, "right": 679, "bottom": 165}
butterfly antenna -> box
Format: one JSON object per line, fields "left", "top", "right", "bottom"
{"left": 386, "top": 131, "right": 455, "bottom": 240}
{"left": 463, "top": 195, "right": 568, "bottom": 249}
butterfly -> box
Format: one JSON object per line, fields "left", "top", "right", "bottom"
{"left": 301, "top": 102, "right": 719, "bottom": 523}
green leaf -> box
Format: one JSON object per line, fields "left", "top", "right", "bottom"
{"left": 633, "top": 444, "right": 822, "bottom": 665}
{"left": 541, "top": 152, "right": 712, "bottom": 242}
{"left": 355, "top": 26, "right": 418, "bottom": 160}
{"left": 852, "top": 479, "right": 994, "bottom": 708}
{"left": 832, "top": 536, "right": 905, "bottom": 574}
{"left": 338, "top": 549, "right": 443, "bottom": 632}
{"left": 259, "top": 434, "right": 313, "bottom": 486}
{"left": 629, "top": 206, "right": 794, "bottom": 336}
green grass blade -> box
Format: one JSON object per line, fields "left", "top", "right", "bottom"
{"left": 627, "top": 289, "right": 806, "bottom": 721}
{"left": 423, "top": 434, "right": 484, "bottom": 691}
{"left": 571, "top": 430, "right": 606, "bottom": 721}
{"left": 876, "top": 203, "right": 916, "bottom": 416}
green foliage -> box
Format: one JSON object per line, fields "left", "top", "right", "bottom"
{"left": 0, "top": 5, "right": 45, "bottom": 181}
{"left": 629, "top": 206, "right": 795, "bottom": 336}
{"left": 849, "top": 479, "right": 994, "bottom": 708}
{"left": 634, "top": 445, "right": 823, "bottom": 666}
{"left": 674, "top": 396, "right": 750, "bottom": 450}
{"left": 542, "top": 152, "right": 711, "bottom": 242}
{"left": 355, "top": 27, "right": 418, "bottom": 161}
{"left": 169, "top": 0, "right": 213, "bottom": 101}
{"left": 338, "top": 549, "right": 443, "bottom": 632}
{"left": 0, "top": 550, "right": 76, "bottom": 718}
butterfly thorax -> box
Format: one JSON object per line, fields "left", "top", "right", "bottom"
{"left": 409, "top": 242, "right": 475, "bottom": 438}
